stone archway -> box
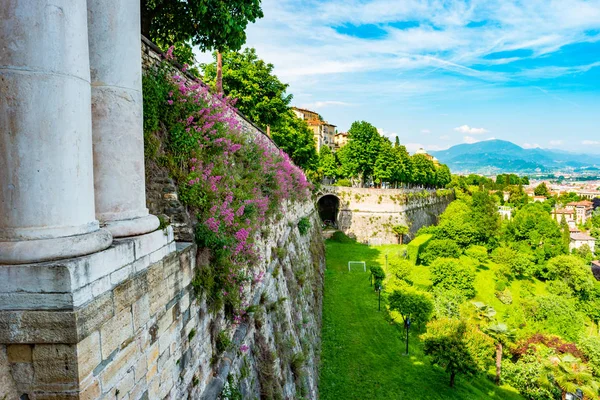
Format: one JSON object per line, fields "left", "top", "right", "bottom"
{"left": 317, "top": 194, "right": 340, "bottom": 227}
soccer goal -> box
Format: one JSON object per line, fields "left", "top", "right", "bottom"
{"left": 348, "top": 261, "right": 366, "bottom": 272}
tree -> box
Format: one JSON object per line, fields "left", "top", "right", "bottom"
{"left": 534, "top": 182, "right": 551, "bottom": 197}
{"left": 388, "top": 288, "right": 433, "bottom": 355}
{"left": 470, "top": 190, "right": 500, "bottom": 244}
{"left": 418, "top": 239, "right": 461, "bottom": 266}
{"left": 421, "top": 318, "right": 494, "bottom": 387}
{"left": 430, "top": 258, "right": 476, "bottom": 298}
{"left": 269, "top": 111, "right": 318, "bottom": 171}
{"left": 411, "top": 154, "right": 436, "bottom": 187}
{"left": 373, "top": 137, "right": 397, "bottom": 186}
{"left": 202, "top": 48, "right": 291, "bottom": 129}
{"left": 343, "top": 121, "right": 382, "bottom": 185}
{"left": 318, "top": 145, "right": 338, "bottom": 179}
{"left": 392, "top": 224, "right": 409, "bottom": 245}
{"left": 483, "top": 323, "right": 516, "bottom": 385}
{"left": 142, "top": 0, "right": 264, "bottom": 92}
{"left": 435, "top": 164, "right": 452, "bottom": 188}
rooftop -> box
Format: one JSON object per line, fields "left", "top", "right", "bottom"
{"left": 570, "top": 232, "right": 596, "bottom": 241}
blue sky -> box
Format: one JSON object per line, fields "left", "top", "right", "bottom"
{"left": 195, "top": 0, "right": 600, "bottom": 154}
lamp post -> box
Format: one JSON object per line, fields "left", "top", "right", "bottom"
{"left": 404, "top": 317, "right": 411, "bottom": 356}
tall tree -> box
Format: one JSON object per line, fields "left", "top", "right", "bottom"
{"left": 471, "top": 190, "right": 500, "bottom": 244}
{"left": 269, "top": 111, "right": 318, "bottom": 171}
{"left": 319, "top": 145, "right": 338, "bottom": 179}
{"left": 344, "top": 121, "right": 382, "bottom": 186}
{"left": 534, "top": 182, "right": 551, "bottom": 197}
{"left": 411, "top": 154, "right": 436, "bottom": 187}
{"left": 373, "top": 137, "right": 397, "bottom": 186}
{"left": 435, "top": 164, "right": 452, "bottom": 188}
{"left": 142, "top": 0, "right": 264, "bottom": 93}
{"left": 202, "top": 48, "right": 291, "bottom": 129}
{"left": 483, "top": 323, "right": 516, "bottom": 385}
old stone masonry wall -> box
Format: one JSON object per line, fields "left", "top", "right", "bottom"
{"left": 0, "top": 204, "right": 324, "bottom": 400}
{"left": 319, "top": 186, "right": 454, "bottom": 245}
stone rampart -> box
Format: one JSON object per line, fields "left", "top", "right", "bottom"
{"left": 318, "top": 186, "right": 454, "bottom": 244}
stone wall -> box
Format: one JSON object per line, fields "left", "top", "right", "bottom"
{"left": 318, "top": 186, "right": 454, "bottom": 244}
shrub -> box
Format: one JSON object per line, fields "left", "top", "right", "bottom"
{"left": 329, "top": 231, "right": 355, "bottom": 243}
{"left": 334, "top": 178, "right": 351, "bottom": 187}
{"left": 432, "top": 287, "right": 466, "bottom": 319}
{"left": 418, "top": 239, "right": 461, "bottom": 265}
{"left": 407, "top": 234, "right": 432, "bottom": 262}
{"left": 464, "top": 245, "right": 488, "bottom": 263}
{"left": 578, "top": 336, "right": 600, "bottom": 376}
{"left": 297, "top": 217, "right": 311, "bottom": 235}
{"left": 430, "top": 258, "right": 476, "bottom": 298}
{"left": 388, "top": 259, "right": 413, "bottom": 284}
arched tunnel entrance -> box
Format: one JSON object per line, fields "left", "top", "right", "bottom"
{"left": 317, "top": 195, "right": 340, "bottom": 228}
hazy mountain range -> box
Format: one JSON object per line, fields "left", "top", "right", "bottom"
{"left": 430, "top": 140, "right": 600, "bottom": 174}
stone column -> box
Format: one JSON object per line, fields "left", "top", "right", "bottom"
{"left": 87, "top": 0, "right": 159, "bottom": 237}
{"left": 0, "top": 0, "right": 112, "bottom": 264}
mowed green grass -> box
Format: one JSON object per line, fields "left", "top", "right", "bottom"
{"left": 319, "top": 241, "right": 524, "bottom": 400}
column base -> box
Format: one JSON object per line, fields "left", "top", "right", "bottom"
{"left": 102, "top": 214, "right": 160, "bottom": 238}
{"left": 0, "top": 229, "right": 112, "bottom": 265}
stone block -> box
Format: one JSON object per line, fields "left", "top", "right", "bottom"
{"left": 132, "top": 294, "right": 150, "bottom": 331}
{"left": 99, "top": 341, "right": 138, "bottom": 391}
{"left": 0, "top": 311, "right": 77, "bottom": 344}
{"left": 33, "top": 344, "right": 78, "bottom": 385}
{"left": 91, "top": 275, "right": 112, "bottom": 298}
{"left": 10, "top": 362, "right": 34, "bottom": 384}
{"left": 156, "top": 308, "right": 173, "bottom": 337}
{"left": 67, "top": 240, "right": 136, "bottom": 292}
{"left": 75, "top": 292, "right": 114, "bottom": 340}
{"left": 100, "top": 309, "right": 134, "bottom": 360}
{"left": 147, "top": 343, "right": 159, "bottom": 367}
{"left": 131, "top": 230, "right": 170, "bottom": 261}
{"left": 113, "top": 367, "right": 135, "bottom": 396}
{"left": 0, "top": 292, "right": 73, "bottom": 311}
{"left": 129, "top": 381, "right": 148, "bottom": 400}
{"left": 80, "top": 378, "right": 101, "bottom": 400}
{"left": 134, "top": 353, "right": 147, "bottom": 383}
{"left": 0, "top": 263, "right": 71, "bottom": 294}
{"left": 7, "top": 344, "right": 33, "bottom": 363}
{"left": 77, "top": 331, "right": 101, "bottom": 380}
{"left": 110, "top": 263, "right": 133, "bottom": 287}
{"left": 132, "top": 254, "right": 151, "bottom": 274}
{"left": 114, "top": 274, "right": 148, "bottom": 313}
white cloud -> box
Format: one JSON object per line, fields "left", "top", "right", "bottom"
{"left": 421, "top": 129, "right": 431, "bottom": 134}
{"left": 377, "top": 128, "right": 398, "bottom": 139}
{"left": 549, "top": 140, "right": 564, "bottom": 145}
{"left": 486, "top": 137, "right": 497, "bottom": 141}
{"left": 463, "top": 136, "right": 479, "bottom": 144}
{"left": 454, "top": 125, "right": 489, "bottom": 134}
{"left": 300, "top": 100, "right": 353, "bottom": 108}
{"left": 582, "top": 140, "right": 600, "bottom": 145}
{"left": 522, "top": 143, "right": 541, "bottom": 148}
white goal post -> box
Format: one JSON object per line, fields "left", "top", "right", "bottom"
{"left": 348, "top": 261, "right": 366, "bottom": 272}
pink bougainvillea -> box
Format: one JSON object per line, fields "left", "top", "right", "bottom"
{"left": 151, "top": 57, "right": 311, "bottom": 321}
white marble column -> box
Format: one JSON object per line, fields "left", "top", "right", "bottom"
{"left": 0, "top": 0, "right": 112, "bottom": 264}
{"left": 87, "top": 0, "right": 159, "bottom": 238}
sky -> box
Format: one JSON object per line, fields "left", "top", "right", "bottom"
{"left": 194, "top": 0, "right": 600, "bottom": 154}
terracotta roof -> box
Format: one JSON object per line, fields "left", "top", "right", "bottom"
{"left": 570, "top": 232, "right": 596, "bottom": 241}
{"left": 292, "top": 106, "right": 319, "bottom": 115}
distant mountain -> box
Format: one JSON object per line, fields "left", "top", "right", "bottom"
{"left": 430, "top": 140, "right": 600, "bottom": 174}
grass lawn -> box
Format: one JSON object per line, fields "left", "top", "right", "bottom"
{"left": 319, "top": 240, "right": 524, "bottom": 400}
